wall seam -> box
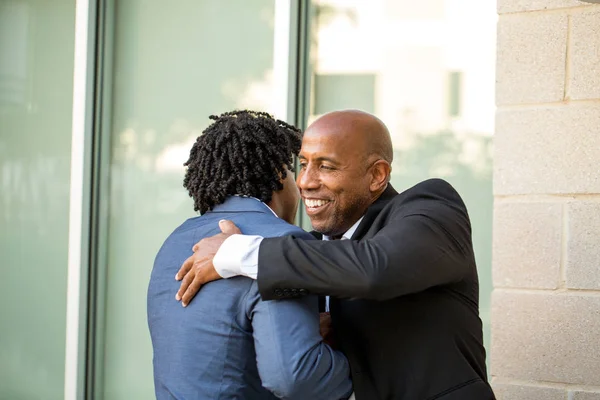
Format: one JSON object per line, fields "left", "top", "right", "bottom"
{"left": 559, "top": 204, "right": 568, "bottom": 289}
{"left": 564, "top": 13, "right": 572, "bottom": 100}
{"left": 498, "top": 5, "right": 595, "bottom": 16}
{"left": 497, "top": 99, "right": 600, "bottom": 109}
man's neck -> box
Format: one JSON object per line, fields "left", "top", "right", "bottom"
{"left": 323, "top": 216, "right": 364, "bottom": 241}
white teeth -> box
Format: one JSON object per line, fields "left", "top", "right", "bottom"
{"left": 305, "top": 199, "right": 330, "bottom": 208}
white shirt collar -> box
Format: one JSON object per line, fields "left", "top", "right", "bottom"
{"left": 322, "top": 217, "right": 364, "bottom": 241}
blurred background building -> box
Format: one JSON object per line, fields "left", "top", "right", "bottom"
{"left": 0, "top": 0, "right": 598, "bottom": 399}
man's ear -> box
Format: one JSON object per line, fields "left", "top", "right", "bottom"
{"left": 369, "top": 160, "right": 391, "bottom": 192}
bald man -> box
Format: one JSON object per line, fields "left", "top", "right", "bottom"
{"left": 176, "top": 110, "right": 495, "bottom": 400}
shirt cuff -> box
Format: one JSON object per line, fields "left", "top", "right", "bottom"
{"left": 213, "top": 234, "right": 263, "bottom": 279}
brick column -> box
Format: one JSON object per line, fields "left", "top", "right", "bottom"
{"left": 492, "top": 1, "right": 600, "bottom": 399}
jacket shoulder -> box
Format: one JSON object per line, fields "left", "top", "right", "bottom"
{"left": 394, "top": 178, "right": 467, "bottom": 210}
{"left": 408, "top": 178, "right": 459, "bottom": 196}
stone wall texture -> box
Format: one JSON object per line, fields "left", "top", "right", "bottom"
{"left": 492, "top": 1, "right": 600, "bottom": 398}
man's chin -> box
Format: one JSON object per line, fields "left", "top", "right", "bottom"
{"left": 310, "top": 221, "right": 335, "bottom": 236}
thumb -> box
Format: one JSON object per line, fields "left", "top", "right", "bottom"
{"left": 219, "top": 219, "right": 241, "bottom": 235}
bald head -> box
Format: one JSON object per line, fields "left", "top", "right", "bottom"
{"left": 297, "top": 110, "right": 393, "bottom": 236}
{"left": 305, "top": 110, "right": 393, "bottom": 163}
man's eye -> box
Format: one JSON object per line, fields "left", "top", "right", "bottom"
{"left": 299, "top": 163, "right": 307, "bottom": 169}
{"left": 320, "top": 165, "right": 334, "bottom": 171}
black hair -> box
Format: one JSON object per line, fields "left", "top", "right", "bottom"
{"left": 183, "top": 110, "right": 302, "bottom": 214}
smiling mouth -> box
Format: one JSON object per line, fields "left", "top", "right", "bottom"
{"left": 304, "top": 199, "right": 331, "bottom": 210}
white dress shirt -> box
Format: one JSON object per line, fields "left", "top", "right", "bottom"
{"left": 213, "top": 217, "right": 364, "bottom": 281}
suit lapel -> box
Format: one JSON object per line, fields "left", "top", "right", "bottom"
{"left": 310, "top": 231, "right": 323, "bottom": 240}
{"left": 350, "top": 184, "right": 398, "bottom": 240}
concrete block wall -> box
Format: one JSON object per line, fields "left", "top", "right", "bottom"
{"left": 492, "top": 1, "right": 600, "bottom": 399}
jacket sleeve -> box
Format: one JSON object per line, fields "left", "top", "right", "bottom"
{"left": 257, "top": 186, "right": 473, "bottom": 301}
{"left": 247, "top": 283, "right": 353, "bottom": 400}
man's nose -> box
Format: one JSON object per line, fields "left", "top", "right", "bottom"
{"left": 297, "top": 166, "right": 320, "bottom": 190}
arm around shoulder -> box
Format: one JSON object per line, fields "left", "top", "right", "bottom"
{"left": 258, "top": 189, "right": 473, "bottom": 301}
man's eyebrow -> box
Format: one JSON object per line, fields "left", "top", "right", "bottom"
{"left": 298, "top": 155, "right": 340, "bottom": 164}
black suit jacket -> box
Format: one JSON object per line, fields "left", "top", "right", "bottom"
{"left": 257, "top": 179, "right": 495, "bottom": 400}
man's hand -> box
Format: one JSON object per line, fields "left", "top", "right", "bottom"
{"left": 319, "top": 312, "right": 336, "bottom": 348}
{"left": 175, "top": 220, "right": 241, "bottom": 307}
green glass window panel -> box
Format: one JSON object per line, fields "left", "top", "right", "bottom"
{"left": 0, "top": 1, "right": 75, "bottom": 399}
{"left": 448, "top": 71, "right": 462, "bottom": 117}
{"left": 313, "top": 73, "right": 376, "bottom": 114}
{"left": 100, "top": 1, "right": 277, "bottom": 398}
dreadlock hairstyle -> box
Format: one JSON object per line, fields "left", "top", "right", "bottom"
{"left": 183, "top": 110, "right": 302, "bottom": 214}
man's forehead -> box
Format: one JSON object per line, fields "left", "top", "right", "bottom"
{"left": 299, "top": 135, "right": 337, "bottom": 156}
{"left": 307, "top": 116, "right": 361, "bottom": 134}
{"left": 304, "top": 123, "right": 367, "bottom": 148}
{"left": 300, "top": 132, "right": 365, "bottom": 162}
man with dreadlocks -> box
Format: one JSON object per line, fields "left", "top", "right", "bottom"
{"left": 147, "top": 110, "right": 352, "bottom": 400}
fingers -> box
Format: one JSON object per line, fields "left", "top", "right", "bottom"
{"left": 175, "top": 260, "right": 222, "bottom": 306}
{"left": 176, "top": 255, "right": 194, "bottom": 281}
{"left": 219, "top": 219, "right": 241, "bottom": 235}
{"left": 176, "top": 268, "right": 195, "bottom": 301}
{"left": 181, "top": 276, "right": 203, "bottom": 307}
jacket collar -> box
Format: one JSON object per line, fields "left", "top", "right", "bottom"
{"left": 209, "top": 196, "right": 276, "bottom": 215}
{"left": 350, "top": 184, "right": 398, "bottom": 240}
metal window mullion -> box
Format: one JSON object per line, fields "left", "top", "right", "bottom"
{"left": 290, "top": 0, "right": 311, "bottom": 131}
{"left": 64, "top": 0, "right": 98, "bottom": 399}
{"left": 86, "top": 0, "right": 115, "bottom": 398}
{"left": 288, "top": 0, "right": 312, "bottom": 230}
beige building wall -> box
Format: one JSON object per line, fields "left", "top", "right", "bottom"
{"left": 492, "top": 1, "right": 600, "bottom": 399}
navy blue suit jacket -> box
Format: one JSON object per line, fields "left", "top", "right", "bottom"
{"left": 147, "top": 196, "right": 352, "bottom": 399}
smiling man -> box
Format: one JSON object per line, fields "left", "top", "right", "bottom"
{"left": 296, "top": 111, "right": 392, "bottom": 240}
{"left": 176, "top": 110, "right": 496, "bottom": 400}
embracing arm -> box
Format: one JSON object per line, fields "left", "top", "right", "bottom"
{"left": 258, "top": 198, "right": 473, "bottom": 301}
{"left": 174, "top": 181, "right": 473, "bottom": 305}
